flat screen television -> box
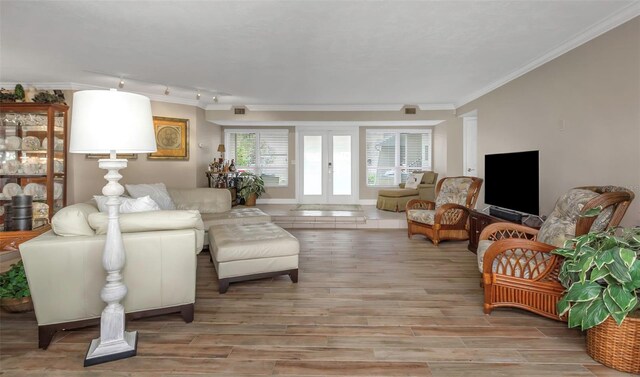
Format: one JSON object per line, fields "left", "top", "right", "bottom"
{"left": 484, "top": 150, "right": 539, "bottom": 215}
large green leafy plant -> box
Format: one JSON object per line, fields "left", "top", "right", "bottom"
{"left": 0, "top": 261, "right": 31, "bottom": 299}
{"left": 553, "top": 226, "right": 640, "bottom": 330}
{"left": 238, "top": 171, "right": 266, "bottom": 201}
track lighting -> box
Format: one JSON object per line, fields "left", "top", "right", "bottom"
{"left": 164, "top": 87, "right": 170, "bottom": 95}
{"left": 213, "top": 96, "right": 218, "bottom": 103}
{"left": 118, "top": 79, "right": 124, "bottom": 89}
{"left": 197, "top": 92, "right": 201, "bottom": 100}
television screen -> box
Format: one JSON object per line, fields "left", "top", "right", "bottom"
{"left": 484, "top": 150, "right": 539, "bottom": 215}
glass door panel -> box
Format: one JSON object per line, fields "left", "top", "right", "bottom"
{"left": 331, "top": 135, "right": 351, "bottom": 196}
{"left": 303, "top": 135, "right": 323, "bottom": 196}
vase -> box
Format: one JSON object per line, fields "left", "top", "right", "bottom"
{"left": 0, "top": 296, "right": 34, "bottom": 313}
{"left": 245, "top": 193, "right": 257, "bottom": 206}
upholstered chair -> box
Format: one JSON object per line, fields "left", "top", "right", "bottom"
{"left": 406, "top": 176, "right": 483, "bottom": 246}
{"left": 478, "top": 186, "right": 634, "bottom": 320}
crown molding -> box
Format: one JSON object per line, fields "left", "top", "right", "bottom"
{"left": 212, "top": 120, "right": 444, "bottom": 127}
{"left": 455, "top": 2, "right": 640, "bottom": 108}
{"left": 245, "top": 104, "right": 405, "bottom": 112}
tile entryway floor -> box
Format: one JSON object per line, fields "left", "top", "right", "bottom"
{"left": 257, "top": 204, "right": 407, "bottom": 229}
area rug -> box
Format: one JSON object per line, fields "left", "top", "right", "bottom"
{"left": 292, "top": 204, "right": 363, "bottom": 212}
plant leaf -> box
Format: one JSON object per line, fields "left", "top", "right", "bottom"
{"left": 564, "top": 281, "right": 602, "bottom": 303}
{"left": 617, "top": 248, "right": 637, "bottom": 268}
{"left": 610, "top": 310, "right": 628, "bottom": 325}
{"left": 557, "top": 296, "right": 570, "bottom": 317}
{"left": 577, "top": 255, "right": 595, "bottom": 283}
{"left": 629, "top": 259, "right": 640, "bottom": 290}
{"left": 581, "top": 297, "right": 610, "bottom": 330}
{"left": 607, "top": 285, "right": 635, "bottom": 311}
{"left": 581, "top": 207, "right": 602, "bottom": 217}
{"left": 589, "top": 265, "right": 609, "bottom": 282}
{"left": 607, "top": 259, "right": 632, "bottom": 283}
{"left": 553, "top": 248, "right": 577, "bottom": 258}
{"left": 602, "top": 288, "right": 622, "bottom": 314}
{"left": 568, "top": 301, "right": 590, "bottom": 329}
{"left": 594, "top": 249, "right": 615, "bottom": 269}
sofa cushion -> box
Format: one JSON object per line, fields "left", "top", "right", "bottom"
{"left": 93, "top": 195, "right": 160, "bottom": 213}
{"left": 51, "top": 203, "right": 99, "bottom": 237}
{"left": 88, "top": 209, "right": 205, "bottom": 251}
{"left": 407, "top": 209, "right": 435, "bottom": 225}
{"left": 405, "top": 173, "right": 423, "bottom": 189}
{"left": 378, "top": 188, "right": 419, "bottom": 198}
{"left": 125, "top": 183, "right": 176, "bottom": 210}
{"left": 422, "top": 171, "right": 437, "bottom": 184}
{"left": 168, "top": 188, "right": 231, "bottom": 213}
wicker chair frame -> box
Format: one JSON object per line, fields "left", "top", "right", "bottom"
{"left": 480, "top": 186, "right": 635, "bottom": 321}
{"left": 406, "top": 176, "right": 483, "bottom": 246}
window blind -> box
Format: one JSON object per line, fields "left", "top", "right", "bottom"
{"left": 224, "top": 129, "right": 288, "bottom": 187}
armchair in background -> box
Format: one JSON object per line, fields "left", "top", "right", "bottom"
{"left": 376, "top": 171, "right": 439, "bottom": 212}
{"left": 406, "top": 176, "right": 483, "bottom": 245}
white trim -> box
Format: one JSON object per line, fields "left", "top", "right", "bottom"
{"left": 206, "top": 104, "right": 234, "bottom": 111}
{"left": 246, "top": 104, "right": 404, "bottom": 112}
{"left": 456, "top": 3, "right": 640, "bottom": 107}
{"left": 213, "top": 120, "right": 445, "bottom": 127}
{"left": 359, "top": 199, "right": 378, "bottom": 205}
{"left": 416, "top": 104, "right": 456, "bottom": 111}
{"left": 256, "top": 198, "right": 298, "bottom": 204}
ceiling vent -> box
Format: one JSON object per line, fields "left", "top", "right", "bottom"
{"left": 404, "top": 107, "right": 417, "bottom": 115}
{"left": 234, "top": 107, "right": 246, "bottom": 115}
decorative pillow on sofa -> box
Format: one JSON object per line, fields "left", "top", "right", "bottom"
{"left": 125, "top": 183, "right": 176, "bottom": 210}
{"left": 405, "top": 173, "right": 424, "bottom": 189}
{"left": 93, "top": 195, "right": 160, "bottom": 213}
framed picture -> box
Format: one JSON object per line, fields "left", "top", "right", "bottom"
{"left": 86, "top": 153, "right": 138, "bottom": 160}
{"left": 148, "top": 117, "right": 189, "bottom": 160}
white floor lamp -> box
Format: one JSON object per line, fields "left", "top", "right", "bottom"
{"left": 69, "top": 89, "right": 156, "bottom": 367}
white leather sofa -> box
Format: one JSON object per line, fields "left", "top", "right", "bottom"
{"left": 167, "top": 188, "right": 271, "bottom": 246}
{"left": 20, "top": 202, "right": 205, "bottom": 349}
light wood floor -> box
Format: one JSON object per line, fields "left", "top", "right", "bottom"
{"left": 0, "top": 229, "right": 634, "bottom": 376}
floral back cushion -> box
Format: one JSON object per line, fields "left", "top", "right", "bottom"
{"left": 435, "top": 177, "right": 473, "bottom": 208}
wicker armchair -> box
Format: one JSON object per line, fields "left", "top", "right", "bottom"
{"left": 406, "top": 176, "right": 483, "bottom": 246}
{"left": 479, "top": 186, "right": 635, "bottom": 321}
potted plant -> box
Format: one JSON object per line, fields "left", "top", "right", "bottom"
{"left": 0, "top": 261, "right": 33, "bottom": 313}
{"left": 238, "top": 171, "right": 265, "bottom": 206}
{"left": 553, "top": 226, "right": 639, "bottom": 374}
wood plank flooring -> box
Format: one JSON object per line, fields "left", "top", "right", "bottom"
{"left": 0, "top": 229, "right": 635, "bottom": 376}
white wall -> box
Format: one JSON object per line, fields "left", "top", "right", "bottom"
{"left": 457, "top": 17, "right": 640, "bottom": 225}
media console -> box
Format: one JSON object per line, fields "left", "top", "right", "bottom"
{"left": 468, "top": 209, "right": 542, "bottom": 253}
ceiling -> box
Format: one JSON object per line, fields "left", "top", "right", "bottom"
{"left": 1, "top": 1, "right": 638, "bottom": 109}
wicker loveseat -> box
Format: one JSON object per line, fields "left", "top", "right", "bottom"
{"left": 478, "top": 186, "right": 635, "bottom": 320}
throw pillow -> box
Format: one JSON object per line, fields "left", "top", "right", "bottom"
{"left": 93, "top": 195, "right": 161, "bottom": 213}
{"left": 405, "top": 173, "right": 424, "bottom": 189}
{"left": 125, "top": 183, "right": 176, "bottom": 210}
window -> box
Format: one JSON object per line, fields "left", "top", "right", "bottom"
{"left": 224, "top": 129, "right": 289, "bottom": 187}
{"left": 366, "top": 129, "right": 432, "bottom": 187}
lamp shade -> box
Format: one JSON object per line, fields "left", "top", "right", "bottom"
{"left": 69, "top": 90, "right": 157, "bottom": 154}
{"left": 217, "top": 144, "right": 226, "bottom": 153}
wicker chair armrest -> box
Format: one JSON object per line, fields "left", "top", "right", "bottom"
{"left": 479, "top": 222, "right": 538, "bottom": 241}
{"left": 406, "top": 199, "right": 435, "bottom": 211}
{"left": 482, "top": 239, "right": 559, "bottom": 283}
{"left": 434, "top": 203, "right": 469, "bottom": 225}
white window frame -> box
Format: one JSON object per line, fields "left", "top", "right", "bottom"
{"left": 224, "top": 129, "right": 289, "bottom": 188}
{"left": 365, "top": 128, "right": 433, "bottom": 187}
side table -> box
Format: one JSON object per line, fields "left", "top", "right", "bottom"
{"left": 0, "top": 224, "right": 51, "bottom": 273}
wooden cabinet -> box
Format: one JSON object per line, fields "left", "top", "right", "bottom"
{"left": 0, "top": 103, "right": 68, "bottom": 233}
{"left": 468, "top": 210, "right": 509, "bottom": 253}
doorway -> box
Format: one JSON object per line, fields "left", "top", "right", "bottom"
{"left": 463, "top": 116, "right": 478, "bottom": 177}
{"left": 298, "top": 128, "right": 358, "bottom": 204}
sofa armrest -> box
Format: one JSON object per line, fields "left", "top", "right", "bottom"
{"left": 20, "top": 229, "right": 198, "bottom": 326}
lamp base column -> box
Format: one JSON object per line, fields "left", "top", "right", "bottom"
{"left": 84, "top": 330, "right": 138, "bottom": 367}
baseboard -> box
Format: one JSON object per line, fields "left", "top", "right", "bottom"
{"left": 359, "top": 199, "right": 377, "bottom": 205}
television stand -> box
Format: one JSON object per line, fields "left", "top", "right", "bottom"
{"left": 468, "top": 209, "right": 534, "bottom": 253}
{"left": 488, "top": 206, "right": 523, "bottom": 223}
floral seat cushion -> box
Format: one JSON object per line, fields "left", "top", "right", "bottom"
{"left": 407, "top": 209, "right": 435, "bottom": 225}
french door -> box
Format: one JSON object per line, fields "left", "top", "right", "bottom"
{"left": 299, "top": 129, "right": 357, "bottom": 204}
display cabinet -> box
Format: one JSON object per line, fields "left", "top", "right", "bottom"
{"left": 0, "top": 103, "right": 68, "bottom": 234}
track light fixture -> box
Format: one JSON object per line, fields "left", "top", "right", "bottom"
{"left": 164, "top": 87, "right": 170, "bottom": 95}
{"left": 213, "top": 96, "right": 218, "bottom": 103}
{"left": 197, "top": 92, "right": 201, "bottom": 100}
{"left": 118, "top": 79, "right": 125, "bottom": 89}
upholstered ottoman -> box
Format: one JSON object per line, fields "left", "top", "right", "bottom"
{"left": 376, "top": 189, "right": 420, "bottom": 212}
{"left": 208, "top": 222, "right": 299, "bottom": 293}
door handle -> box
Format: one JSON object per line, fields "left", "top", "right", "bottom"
{"left": 467, "top": 168, "right": 475, "bottom": 172}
